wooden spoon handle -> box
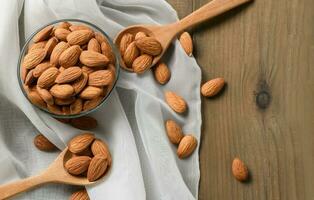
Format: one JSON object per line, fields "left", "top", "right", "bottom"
{"left": 174, "top": 0, "right": 251, "bottom": 32}
{"left": 0, "top": 173, "right": 50, "bottom": 199}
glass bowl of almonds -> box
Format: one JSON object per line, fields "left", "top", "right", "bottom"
{"left": 18, "top": 19, "right": 120, "bottom": 118}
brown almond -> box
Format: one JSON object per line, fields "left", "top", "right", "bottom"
{"left": 34, "top": 134, "right": 57, "bottom": 151}
{"left": 70, "top": 116, "right": 98, "bottom": 130}
{"left": 70, "top": 189, "right": 90, "bottom": 200}
{"left": 55, "top": 97, "right": 76, "bottom": 106}
{"left": 44, "top": 37, "right": 58, "bottom": 56}
{"left": 94, "top": 32, "right": 107, "bottom": 44}
{"left": 37, "top": 86, "right": 54, "bottom": 105}
{"left": 153, "top": 62, "right": 170, "bottom": 85}
{"left": 59, "top": 45, "right": 82, "bottom": 68}
{"left": 50, "top": 41, "right": 70, "bottom": 66}
{"left": 72, "top": 72, "right": 88, "bottom": 94}
{"left": 135, "top": 37, "right": 162, "bottom": 56}
{"left": 33, "top": 61, "right": 52, "bottom": 78}
{"left": 91, "top": 139, "right": 112, "bottom": 166}
{"left": 177, "top": 134, "right": 197, "bottom": 159}
{"left": 27, "top": 90, "right": 47, "bottom": 108}
{"left": 165, "top": 120, "right": 184, "bottom": 144}
{"left": 62, "top": 106, "right": 71, "bottom": 115}
{"left": 67, "top": 30, "right": 94, "bottom": 45}
{"left": 201, "top": 78, "right": 225, "bottom": 97}
{"left": 100, "top": 42, "right": 116, "bottom": 65}
{"left": 81, "top": 66, "right": 97, "bottom": 74}
{"left": 59, "top": 66, "right": 66, "bottom": 72}
{"left": 87, "top": 38, "right": 101, "bottom": 53}
{"left": 87, "top": 155, "right": 108, "bottom": 182}
{"left": 57, "top": 21, "right": 72, "bottom": 30}
{"left": 123, "top": 42, "right": 139, "bottom": 67}
{"left": 25, "top": 69, "right": 36, "bottom": 86}
{"left": 65, "top": 156, "right": 91, "bottom": 175}
{"left": 70, "top": 98, "right": 83, "bottom": 114}
{"left": 83, "top": 96, "right": 103, "bottom": 111}
{"left": 79, "top": 86, "right": 103, "bottom": 99}
{"left": 28, "top": 41, "right": 47, "bottom": 52}
{"left": 179, "top": 32, "right": 193, "bottom": 56}
{"left": 69, "top": 24, "right": 92, "bottom": 32}
{"left": 54, "top": 28, "right": 71, "bottom": 41}
{"left": 80, "top": 51, "right": 109, "bottom": 67}
{"left": 55, "top": 66, "right": 82, "bottom": 84}
{"left": 232, "top": 158, "right": 249, "bottom": 181}
{"left": 88, "top": 70, "right": 113, "bottom": 87}
{"left": 119, "top": 33, "right": 134, "bottom": 56}
{"left": 37, "top": 67, "right": 59, "bottom": 88}
{"left": 50, "top": 84, "right": 74, "bottom": 99}
{"left": 68, "top": 133, "right": 95, "bottom": 154}
{"left": 33, "top": 25, "right": 53, "bottom": 42}
{"left": 132, "top": 54, "right": 153, "bottom": 74}
{"left": 47, "top": 104, "right": 63, "bottom": 115}
{"left": 22, "top": 48, "right": 46, "bottom": 69}
{"left": 135, "top": 31, "right": 147, "bottom": 40}
{"left": 165, "top": 91, "right": 187, "bottom": 113}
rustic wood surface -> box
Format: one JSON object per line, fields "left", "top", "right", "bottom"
{"left": 167, "top": 0, "right": 314, "bottom": 199}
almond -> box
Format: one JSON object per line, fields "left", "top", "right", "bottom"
{"left": 135, "top": 31, "right": 147, "bottom": 40}
{"left": 135, "top": 37, "right": 162, "bottom": 56}
{"left": 68, "top": 133, "right": 95, "bottom": 154}
{"left": 232, "top": 158, "right": 249, "bottom": 181}
{"left": 177, "top": 134, "right": 197, "bottom": 159}
{"left": 165, "top": 91, "right": 187, "bottom": 114}
{"left": 28, "top": 41, "right": 47, "bottom": 52}
{"left": 55, "top": 97, "right": 76, "bottom": 105}
{"left": 55, "top": 66, "right": 82, "bottom": 84}
{"left": 153, "top": 62, "right": 170, "bottom": 84}
{"left": 179, "top": 32, "right": 193, "bottom": 56}
{"left": 79, "top": 86, "right": 103, "bottom": 99}
{"left": 80, "top": 51, "right": 109, "bottom": 67}
{"left": 88, "top": 70, "right": 113, "bottom": 87}
{"left": 87, "top": 155, "right": 108, "bottom": 182}
{"left": 72, "top": 72, "right": 88, "bottom": 94}
{"left": 62, "top": 106, "right": 71, "bottom": 115}
{"left": 119, "top": 33, "right": 134, "bottom": 56}
{"left": 27, "top": 90, "right": 46, "bottom": 108}
{"left": 34, "top": 134, "right": 57, "bottom": 151}
{"left": 69, "top": 24, "right": 92, "bottom": 32}
{"left": 81, "top": 66, "right": 97, "bottom": 74}
{"left": 165, "top": 120, "right": 184, "bottom": 144}
{"left": 83, "top": 96, "right": 103, "bottom": 111}
{"left": 59, "top": 66, "right": 66, "bottom": 72}
{"left": 25, "top": 69, "right": 36, "bottom": 86}
{"left": 123, "top": 42, "right": 139, "bottom": 67}
{"left": 70, "top": 116, "right": 98, "bottom": 130}
{"left": 57, "top": 21, "right": 72, "bottom": 30}
{"left": 37, "top": 86, "right": 54, "bottom": 105}
{"left": 87, "top": 38, "right": 101, "bottom": 53}
{"left": 50, "top": 84, "right": 74, "bottom": 99}
{"left": 59, "top": 45, "right": 82, "bottom": 68}
{"left": 22, "top": 48, "right": 46, "bottom": 69}
{"left": 37, "top": 67, "right": 59, "bottom": 88}
{"left": 132, "top": 54, "right": 153, "bottom": 74}
{"left": 101, "top": 42, "right": 116, "bottom": 64}
{"left": 33, "top": 25, "right": 53, "bottom": 43}
{"left": 50, "top": 41, "right": 70, "bottom": 66}
{"left": 67, "top": 30, "right": 94, "bottom": 45}
{"left": 201, "top": 78, "right": 225, "bottom": 97}
{"left": 65, "top": 156, "right": 91, "bottom": 175}
{"left": 91, "top": 139, "right": 112, "bottom": 166}
{"left": 21, "top": 66, "right": 28, "bottom": 82}
{"left": 94, "top": 32, "right": 107, "bottom": 44}
{"left": 70, "top": 98, "right": 83, "bottom": 114}
{"left": 70, "top": 189, "right": 90, "bottom": 200}
{"left": 47, "top": 104, "right": 63, "bottom": 115}
{"left": 44, "top": 37, "right": 58, "bottom": 56}
{"left": 33, "top": 61, "right": 52, "bottom": 78}
{"left": 54, "top": 28, "right": 71, "bottom": 41}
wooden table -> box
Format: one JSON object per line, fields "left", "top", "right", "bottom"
{"left": 167, "top": 0, "right": 314, "bottom": 199}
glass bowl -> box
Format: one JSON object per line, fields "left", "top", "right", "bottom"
{"left": 18, "top": 19, "right": 120, "bottom": 119}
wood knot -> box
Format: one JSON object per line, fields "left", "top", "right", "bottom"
{"left": 255, "top": 80, "right": 271, "bottom": 109}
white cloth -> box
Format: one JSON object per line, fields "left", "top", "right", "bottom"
{"left": 0, "top": 0, "right": 201, "bottom": 199}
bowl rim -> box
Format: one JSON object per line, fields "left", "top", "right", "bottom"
{"left": 18, "top": 19, "right": 120, "bottom": 119}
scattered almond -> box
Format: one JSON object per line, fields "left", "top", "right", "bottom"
{"left": 232, "top": 158, "right": 249, "bottom": 181}
{"left": 34, "top": 134, "right": 57, "bottom": 151}
{"left": 70, "top": 189, "right": 90, "bottom": 200}
{"left": 177, "top": 134, "right": 197, "bottom": 159}
{"left": 179, "top": 32, "right": 193, "bottom": 56}
{"left": 201, "top": 78, "right": 225, "bottom": 97}
{"left": 153, "top": 62, "right": 170, "bottom": 84}
{"left": 165, "top": 91, "right": 187, "bottom": 113}
{"left": 165, "top": 120, "right": 184, "bottom": 144}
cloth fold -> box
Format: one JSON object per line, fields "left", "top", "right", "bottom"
{"left": 0, "top": 0, "right": 201, "bottom": 199}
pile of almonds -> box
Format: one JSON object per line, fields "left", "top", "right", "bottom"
{"left": 21, "top": 21, "right": 116, "bottom": 115}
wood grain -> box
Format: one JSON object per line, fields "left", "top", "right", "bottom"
{"left": 167, "top": 0, "right": 314, "bottom": 199}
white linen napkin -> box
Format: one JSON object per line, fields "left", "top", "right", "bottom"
{"left": 0, "top": 0, "right": 201, "bottom": 199}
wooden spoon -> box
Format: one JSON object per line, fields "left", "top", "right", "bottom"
{"left": 0, "top": 148, "right": 97, "bottom": 199}
{"left": 115, "top": 0, "right": 252, "bottom": 72}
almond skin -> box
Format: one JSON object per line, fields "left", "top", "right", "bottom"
{"left": 37, "top": 86, "right": 54, "bottom": 105}
{"left": 83, "top": 96, "right": 103, "bottom": 111}
{"left": 201, "top": 78, "right": 225, "bottom": 97}
{"left": 70, "top": 189, "right": 90, "bottom": 200}
{"left": 177, "top": 134, "right": 197, "bottom": 159}
{"left": 44, "top": 37, "right": 58, "bottom": 56}
{"left": 33, "top": 25, "right": 53, "bottom": 42}
{"left": 37, "top": 67, "right": 59, "bottom": 88}
{"left": 50, "top": 41, "right": 70, "bottom": 66}
{"left": 24, "top": 69, "right": 36, "bottom": 86}
{"left": 165, "top": 120, "right": 184, "bottom": 144}
{"left": 70, "top": 116, "right": 98, "bottom": 130}
{"left": 80, "top": 51, "right": 109, "bottom": 67}
{"left": 153, "top": 62, "right": 171, "bottom": 85}
{"left": 88, "top": 70, "right": 113, "bottom": 87}
{"left": 101, "top": 42, "right": 116, "bottom": 65}
{"left": 135, "top": 31, "right": 147, "bottom": 40}
{"left": 28, "top": 41, "right": 47, "bottom": 52}
{"left": 70, "top": 98, "right": 83, "bottom": 114}
{"left": 79, "top": 86, "right": 103, "bottom": 99}
{"left": 67, "top": 30, "right": 94, "bottom": 45}
{"left": 123, "top": 41, "right": 139, "bottom": 67}
{"left": 165, "top": 91, "right": 187, "bottom": 114}
{"left": 47, "top": 104, "right": 63, "bottom": 115}
{"left": 132, "top": 54, "right": 153, "bottom": 74}
{"left": 54, "top": 97, "right": 76, "bottom": 106}
{"left": 232, "top": 158, "right": 249, "bottom": 181}
{"left": 72, "top": 72, "right": 88, "bottom": 94}
{"left": 33, "top": 61, "right": 52, "bottom": 78}
{"left": 87, "top": 38, "right": 101, "bottom": 53}
{"left": 50, "top": 84, "right": 74, "bottom": 99}
{"left": 54, "top": 28, "right": 71, "bottom": 41}
{"left": 57, "top": 21, "right": 72, "bottom": 30}
{"left": 69, "top": 24, "right": 92, "bottom": 32}
{"left": 87, "top": 155, "right": 108, "bottom": 182}
{"left": 94, "top": 32, "right": 107, "bottom": 44}
{"left": 27, "top": 90, "right": 47, "bottom": 108}
{"left": 22, "top": 48, "right": 46, "bottom": 69}
{"left": 59, "top": 45, "right": 82, "bottom": 68}
{"left": 65, "top": 156, "right": 91, "bottom": 175}
{"left": 119, "top": 33, "right": 134, "bottom": 56}
{"left": 135, "top": 37, "right": 162, "bottom": 56}
{"left": 179, "top": 32, "right": 193, "bottom": 56}
{"left": 68, "top": 133, "right": 95, "bottom": 154}
{"left": 55, "top": 66, "right": 82, "bottom": 84}
{"left": 34, "top": 134, "right": 57, "bottom": 151}
{"left": 91, "top": 139, "right": 112, "bottom": 166}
